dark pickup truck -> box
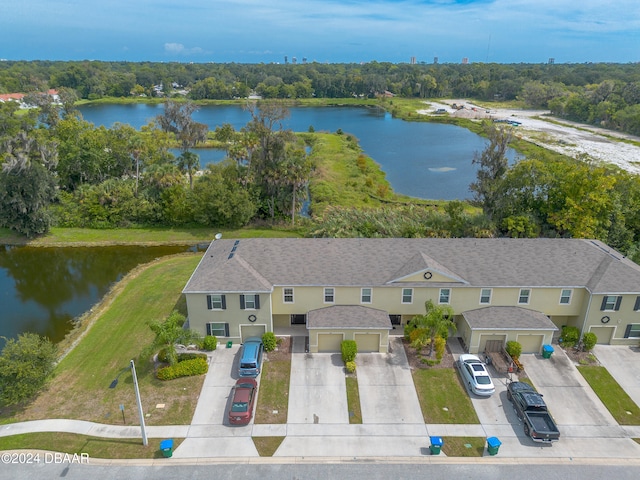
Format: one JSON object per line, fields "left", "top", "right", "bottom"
{"left": 507, "top": 381, "right": 560, "bottom": 443}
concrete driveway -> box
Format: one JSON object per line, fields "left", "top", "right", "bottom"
{"left": 593, "top": 345, "right": 640, "bottom": 409}
{"left": 521, "top": 349, "right": 618, "bottom": 428}
{"left": 356, "top": 337, "right": 424, "bottom": 424}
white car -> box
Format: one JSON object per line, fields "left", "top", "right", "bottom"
{"left": 458, "top": 354, "right": 495, "bottom": 396}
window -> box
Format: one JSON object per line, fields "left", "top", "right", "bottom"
{"left": 480, "top": 288, "right": 492, "bottom": 304}
{"left": 518, "top": 289, "right": 530, "bottom": 305}
{"left": 240, "top": 294, "right": 260, "bottom": 310}
{"left": 207, "top": 294, "right": 226, "bottom": 310}
{"left": 439, "top": 288, "right": 450, "bottom": 304}
{"left": 283, "top": 288, "right": 294, "bottom": 303}
{"left": 402, "top": 288, "right": 413, "bottom": 304}
{"left": 207, "top": 322, "right": 229, "bottom": 337}
{"left": 600, "top": 295, "right": 621, "bottom": 311}
{"left": 560, "top": 289, "right": 572, "bottom": 305}
{"left": 324, "top": 287, "right": 335, "bottom": 303}
{"left": 361, "top": 288, "right": 372, "bottom": 304}
{"left": 624, "top": 324, "right": 640, "bottom": 338}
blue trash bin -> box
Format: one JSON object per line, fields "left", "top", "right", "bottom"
{"left": 160, "top": 439, "right": 174, "bottom": 458}
{"left": 429, "top": 436, "right": 443, "bottom": 455}
{"left": 487, "top": 436, "right": 501, "bottom": 455}
{"left": 542, "top": 344, "right": 554, "bottom": 359}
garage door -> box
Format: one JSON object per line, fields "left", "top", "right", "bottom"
{"left": 317, "top": 333, "right": 343, "bottom": 352}
{"left": 589, "top": 326, "right": 615, "bottom": 344}
{"left": 355, "top": 333, "right": 380, "bottom": 353}
{"left": 516, "top": 334, "right": 544, "bottom": 354}
{"left": 478, "top": 334, "right": 506, "bottom": 354}
{"left": 240, "top": 324, "right": 266, "bottom": 342}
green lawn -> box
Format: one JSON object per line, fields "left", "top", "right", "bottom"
{"left": 577, "top": 366, "right": 640, "bottom": 425}
{"left": 346, "top": 376, "right": 363, "bottom": 424}
{"left": 1, "top": 254, "right": 205, "bottom": 427}
{"left": 0, "top": 433, "right": 182, "bottom": 459}
{"left": 412, "top": 369, "right": 480, "bottom": 424}
{"left": 441, "top": 436, "right": 486, "bottom": 457}
{"left": 254, "top": 359, "right": 291, "bottom": 424}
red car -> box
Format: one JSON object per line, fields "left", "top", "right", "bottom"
{"left": 228, "top": 378, "right": 258, "bottom": 425}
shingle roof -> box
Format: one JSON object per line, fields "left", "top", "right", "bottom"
{"left": 462, "top": 306, "right": 559, "bottom": 330}
{"left": 307, "top": 305, "right": 392, "bottom": 329}
{"left": 182, "top": 238, "right": 640, "bottom": 294}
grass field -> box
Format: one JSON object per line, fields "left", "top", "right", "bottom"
{"left": 577, "top": 366, "right": 640, "bottom": 425}
{"left": 412, "top": 369, "right": 480, "bottom": 424}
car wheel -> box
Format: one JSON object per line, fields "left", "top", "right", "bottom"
{"left": 524, "top": 424, "right": 530, "bottom": 437}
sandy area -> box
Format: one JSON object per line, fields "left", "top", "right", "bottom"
{"left": 418, "top": 100, "right": 640, "bottom": 175}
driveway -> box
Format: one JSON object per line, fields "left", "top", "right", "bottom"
{"left": 593, "top": 345, "right": 640, "bottom": 409}
{"left": 521, "top": 349, "right": 618, "bottom": 428}
{"left": 356, "top": 337, "right": 424, "bottom": 424}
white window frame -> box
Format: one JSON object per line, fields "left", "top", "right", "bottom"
{"left": 518, "top": 289, "right": 530, "bottom": 305}
{"left": 244, "top": 295, "right": 256, "bottom": 309}
{"left": 626, "top": 324, "right": 640, "bottom": 338}
{"left": 283, "top": 287, "right": 294, "bottom": 303}
{"left": 602, "top": 295, "right": 619, "bottom": 311}
{"left": 209, "top": 294, "right": 224, "bottom": 310}
{"left": 439, "top": 288, "right": 451, "bottom": 304}
{"left": 559, "top": 289, "right": 572, "bottom": 305}
{"left": 479, "top": 288, "right": 492, "bottom": 304}
{"left": 361, "top": 288, "right": 372, "bottom": 304}
{"left": 324, "top": 287, "right": 335, "bottom": 303}
{"left": 401, "top": 288, "right": 413, "bottom": 304}
{"left": 208, "top": 322, "right": 228, "bottom": 337}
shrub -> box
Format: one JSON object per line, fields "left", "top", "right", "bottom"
{"left": 341, "top": 340, "right": 358, "bottom": 363}
{"left": 345, "top": 361, "right": 356, "bottom": 373}
{"left": 202, "top": 335, "right": 217, "bottom": 351}
{"left": 157, "top": 347, "right": 169, "bottom": 363}
{"left": 177, "top": 352, "right": 207, "bottom": 362}
{"left": 262, "top": 332, "right": 277, "bottom": 352}
{"left": 156, "top": 357, "right": 208, "bottom": 380}
{"left": 505, "top": 341, "right": 522, "bottom": 360}
{"left": 403, "top": 322, "right": 415, "bottom": 340}
{"left": 434, "top": 336, "right": 446, "bottom": 360}
{"left": 409, "top": 327, "right": 427, "bottom": 347}
{"left": 560, "top": 326, "right": 580, "bottom": 347}
{"left": 581, "top": 332, "right": 598, "bottom": 351}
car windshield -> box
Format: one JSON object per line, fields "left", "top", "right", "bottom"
{"left": 471, "top": 364, "right": 485, "bottom": 372}
{"left": 476, "top": 376, "right": 492, "bottom": 385}
{"left": 231, "top": 402, "right": 248, "bottom": 412}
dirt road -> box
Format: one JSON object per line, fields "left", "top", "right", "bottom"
{"left": 418, "top": 100, "right": 640, "bottom": 175}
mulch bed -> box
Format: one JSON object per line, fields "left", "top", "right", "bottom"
{"left": 266, "top": 336, "right": 292, "bottom": 362}
{"left": 561, "top": 345, "right": 600, "bottom": 366}
{"left": 402, "top": 337, "right": 455, "bottom": 370}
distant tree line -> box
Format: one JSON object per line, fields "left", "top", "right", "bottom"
{"left": 1, "top": 60, "right": 640, "bottom": 135}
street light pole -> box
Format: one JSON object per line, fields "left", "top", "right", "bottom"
{"left": 130, "top": 359, "right": 148, "bottom": 447}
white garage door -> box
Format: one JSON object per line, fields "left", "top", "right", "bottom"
{"left": 517, "top": 334, "right": 544, "bottom": 354}
{"left": 354, "top": 333, "right": 380, "bottom": 353}
{"left": 317, "top": 333, "right": 343, "bottom": 352}
{"left": 240, "top": 324, "right": 266, "bottom": 342}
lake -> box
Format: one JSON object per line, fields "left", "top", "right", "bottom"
{"left": 0, "top": 245, "right": 202, "bottom": 347}
{"left": 79, "top": 103, "right": 519, "bottom": 200}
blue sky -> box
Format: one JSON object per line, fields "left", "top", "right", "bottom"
{"left": 1, "top": 0, "right": 639, "bottom": 63}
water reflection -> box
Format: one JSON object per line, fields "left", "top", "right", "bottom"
{"left": 0, "top": 245, "right": 198, "bottom": 345}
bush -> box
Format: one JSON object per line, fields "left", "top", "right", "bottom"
{"left": 434, "top": 336, "right": 446, "bottom": 360}
{"left": 262, "top": 332, "right": 277, "bottom": 352}
{"left": 561, "top": 326, "right": 580, "bottom": 347}
{"left": 341, "top": 340, "right": 358, "bottom": 363}
{"left": 177, "top": 352, "right": 207, "bottom": 362}
{"left": 581, "top": 332, "right": 598, "bottom": 351}
{"left": 157, "top": 357, "right": 208, "bottom": 380}
{"left": 505, "top": 341, "right": 522, "bottom": 360}
{"left": 157, "top": 347, "right": 169, "bottom": 363}
{"left": 202, "top": 335, "right": 217, "bottom": 351}
{"left": 403, "top": 322, "right": 416, "bottom": 340}
{"left": 345, "top": 361, "right": 356, "bottom": 373}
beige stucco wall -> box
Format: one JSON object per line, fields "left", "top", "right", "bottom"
{"left": 583, "top": 293, "right": 640, "bottom": 345}
{"left": 185, "top": 292, "right": 273, "bottom": 341}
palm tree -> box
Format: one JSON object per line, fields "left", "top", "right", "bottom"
{"left": 147, "top": 311, "right": 202, "bottom": 366}
{"left": 410, "top": 300, "right": 456, "bottom": 357}
{"left": 176, "top": 151, "right": 200, "bottom": 190}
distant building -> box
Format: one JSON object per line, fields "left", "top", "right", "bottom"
{"left": 462, "top": 57, "right": 469, "bottom": 64}
{"left": 548, "top": 58, "right": 555, "bottom": 64}
{"left": 434, "top": 57, "right": 439, "bottom": 64}
{"left": 410, "top": 56, "right": 416, "bottom": 65}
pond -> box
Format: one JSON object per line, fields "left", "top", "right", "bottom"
{"left": 79, "top": 104, "right": 519, "bottom": 200}
{"left": 0, "top": 245, "right": 202, "bottom": 347}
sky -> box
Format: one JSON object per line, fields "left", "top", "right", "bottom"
{"left": 1, "top": 0, "right": 639, "bottom": 64}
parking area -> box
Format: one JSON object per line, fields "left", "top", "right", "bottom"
{"left": 593, "top": 345, "right": 640, "bottom": 409}
{"left": 521, "top": 349, "right": 618, "bottom": 427}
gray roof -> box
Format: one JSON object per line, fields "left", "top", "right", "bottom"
{"left": 462, "top": 307, "right": 559, "bottom": 331}
{"left": 182, "top": 238, "right": 640, "bottom": 294}
{"left": 307, "top": 305, "right": 392, "bottom": 329}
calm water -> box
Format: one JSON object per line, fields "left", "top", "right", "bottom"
{"left": 79, "top": 104, "right": 519, "bottom": 200}
{"left": 0, "top": 245, "right": 199, "bottom": 346}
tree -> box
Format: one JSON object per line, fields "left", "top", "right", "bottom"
{"left": 470, "top": 122, "right": 513, "bottom": 219}
{"left": 156, "top": 100, "right": 208, "bottom": 153}
{"left": 147, "top": 311, "right": 201, "bottom": 366}
{"left": 0, "top": 333, "right": 57, "bottom": 407}
{"left": 409, "top": 300, "right": 456, "bottom": 357}
{"left": 176, "top": 151, "right": 200, "bottom": 190}
{"left": 0, "top": 131, "right": 58, "bottom": 237}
